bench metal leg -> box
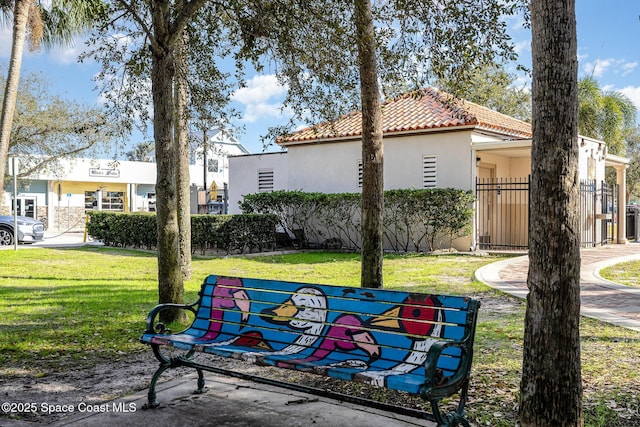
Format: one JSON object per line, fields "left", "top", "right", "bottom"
{"left": 428, "top": 379, "right": 471, "bottom": 426}
{"left": 194, "top": 367, "right": 208, "bottom": 394}
{"left": 143, "top": 363, "right": 172, "bottom": 409}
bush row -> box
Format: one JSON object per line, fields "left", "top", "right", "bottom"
{"left": 86, "top": 211, "right": 278, "bottom": 254}
{"left": 240, "top": 189, "right": 475, "bottom": 252}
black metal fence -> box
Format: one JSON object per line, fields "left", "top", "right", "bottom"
{"left": 580, "top": 180, "right": 615, "bottom": 247}
{"left": 475, "top": 177, "right": 615, "bottom": 250}
{"left": 627, "top": 205, "right": 640, "bottom": 241}
{"left": 475, "top": 177, "right": 529, "bottom": 250}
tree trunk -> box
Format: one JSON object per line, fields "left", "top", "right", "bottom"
{"left": 175, "top": 24, "right": 192, "bottom": 281}
{"left": 354, "top": 0, "right": 384, "bottom": 288}
{"left": 519, "top": 0, "right": 582, "bottom": 425}
{"left": 0, "top": 0, "right": 31, "bottom": 197}
{"left": 151, "top": 2, "right": 185, "bottom": 324}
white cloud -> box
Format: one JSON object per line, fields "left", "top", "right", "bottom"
{"left": 513, "top": 40, "right": 530, "bottom": 55}
{"left": 0, "top": 28, "right": 91, "bottom": 65}
{"left": 621, "top": 61, "right": 638, "bottom": 76}
{"left": 577, "top": 52, "right": 589, "bottom": 63}
{"left": 619, "top": 86, "right": 640, "bottom": 111}
{"left": 583, "top": 58, "right": 613, "bottom": 77}
{"left": 233, "top": 74, "right": 287, "bottom": 104}
{"left": 582, "top": 58, "right": 638, "bottom": 79}
{"left": 243, "top": 103, "right": 284, "bottom": 123}
{"left": 506, "top": 14, "right": 528, "bottom": 33}
{"left": 232, "top": 74, "right": 289, "bottom": 123}
{"left": 49, "top": 44, "right": 84, "bottom": 64}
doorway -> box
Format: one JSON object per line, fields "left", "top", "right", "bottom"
{"left": 13, "top": 197, "right": 36, "bottom": 218}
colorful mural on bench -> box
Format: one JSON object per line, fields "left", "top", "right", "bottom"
{"left": 143, "top": 275, "right": 472, "bottom": 394}
{"left": 140, "top": 273, "right": 481, "bottom": 427}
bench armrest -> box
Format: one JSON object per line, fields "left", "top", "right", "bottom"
{"left": 143, "top": 302, "right": 199, "bottom": 335}
{"left": 421, "top": 339, "right": 472, "bottom": 400}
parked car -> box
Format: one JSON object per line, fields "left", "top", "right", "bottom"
{"left": 0, "top": 215, "right": 45, "bottom": 245}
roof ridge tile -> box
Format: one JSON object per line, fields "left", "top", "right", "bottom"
{"left": 280, "top": 87, "right": 532, "bottom": 144}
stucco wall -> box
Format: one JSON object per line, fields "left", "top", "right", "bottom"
{"left": 384, "top": 131, "right": 474, "bottom": 190}
{"left": 228, "top": 152, "right": 289, "bottom": 214}
{"left": 283, "top": 130, "right": 476, "bottom": 193}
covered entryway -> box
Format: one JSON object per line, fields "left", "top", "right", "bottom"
{"left": 472, "top": 136, "right": 629, "bottom": 251}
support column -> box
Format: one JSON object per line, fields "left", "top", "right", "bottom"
{"left": 616, "top": 165, "right": 627, "bottom": 244}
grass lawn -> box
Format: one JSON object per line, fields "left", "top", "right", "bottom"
{"left": 600, "top": 259, "right": 640, "bottom": 287}
{"left": 1, "top": 247, "right": 639, "bottom": 426}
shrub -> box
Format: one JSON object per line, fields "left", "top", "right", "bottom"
{"left": 87, "top": 211, "right": 277, "bottom": 254}
{"left": 241, "top": 189, "right": 474, "bottom": 252}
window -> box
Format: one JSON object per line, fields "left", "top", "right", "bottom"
{"left": 258, "top": 169, "right": 274, "bottom": 192}
{"left": 85, "top": 190, "right": 124, "bottom": 212}
{"left": 208, "top": 159, "right": 219, "bottom": 173}
{"left": 357, "top": 160, "right": 363, "bottom": 188}
{"left": 423, "top": 155, "right": 437, "bottom": 188}
{"left": 102, "top": 191, "right": 124, "bottom": 211}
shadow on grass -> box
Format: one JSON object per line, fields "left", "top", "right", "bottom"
{"left": 581, "top": 335, "right": 640, "bottom": 343}
{"left": 234, "top": 251, "right": 362, "bottom": 265}
{"left": 64, "top": 246, "right": 158, "bottom": 258}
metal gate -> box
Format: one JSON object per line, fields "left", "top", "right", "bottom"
{"left": 475, "top": 177, "right": 529, "bottom": 250}
{"left": 475, "top": 177, "right": 615, "bottom": 250}
{"left": 580, "top": 180, "right": 615, "bottom": 247}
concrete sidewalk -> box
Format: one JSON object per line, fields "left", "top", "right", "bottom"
{"left": 475, "top": 242, "right": 640, "bottom": 332}
{"left": 55, "top": 373, "right": 431, "bottom": 427}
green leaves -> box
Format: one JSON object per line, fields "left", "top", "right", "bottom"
{"left": 86, "top": 211, "right": 278, "bottom": 254}
{"left": 241, "top": 188, "right": 475, "bottom": 252}
{"left": 578, "top": 76, "right": 637, "bottom": 155}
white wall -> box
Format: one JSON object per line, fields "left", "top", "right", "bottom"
{"left": 190, "top": 140, "right": 251, "bottom": 189}
{"left": 283, "top": 130, "right": 476, "bottom": 193}
{"left": 227, "top": 131, "right": 478, "bottom": 251}
{"left": 228, "top": 152, "right": 289, "bottom": 214}
{"left": 384, "top": 131, "right": 474, "bottom": 190}
{"left": 32, "top": 158, "right": 157, "bottom": 185}
{"left": 286, "top": 140, "right": 361, "bottom": 193}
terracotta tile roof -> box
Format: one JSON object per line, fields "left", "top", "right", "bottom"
{"left": 279, "top": 87, "right": 532, "bottom": 144}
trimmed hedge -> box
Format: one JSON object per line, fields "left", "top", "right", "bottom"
{"left": 87, "top": 211, "right": 278, "bottom": 254}
{"left": 240, "top": 189, "right": 474, "bottom": 252}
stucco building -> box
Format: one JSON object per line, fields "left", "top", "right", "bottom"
{"left": 229, "top": 87, "right": 629, "bottom": 250}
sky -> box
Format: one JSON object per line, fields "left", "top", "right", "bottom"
{"left": 1, "top": 1, "right": 640, "bottom": 156}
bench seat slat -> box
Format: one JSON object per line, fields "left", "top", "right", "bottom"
{"left": 143, "top": 329, "right": 463, "bottom": 370}
{"left": 147, "top": 317, "right": 465, "bottom": 361}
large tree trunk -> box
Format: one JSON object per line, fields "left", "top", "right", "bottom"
{"left": 354, "top": 0, "right": 384, "bottom": 288}
{"left": 175, "top": 23, "right": 192, "bottom": 281}
{"left": 0, "top": 0, "right": 31, "bottom": 198}
{"left": 519, "top": 0, "right": 582, "bottom": 425}
{"left": 151, "top": 1, "right": 185, "bottom": 323}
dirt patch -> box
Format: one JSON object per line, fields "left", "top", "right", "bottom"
{"left": 0, "top": 352, "right": 167, "bottom": 424}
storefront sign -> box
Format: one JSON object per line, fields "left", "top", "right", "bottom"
{"left": 89, "top": 168, "right": 120, "bottom": 178}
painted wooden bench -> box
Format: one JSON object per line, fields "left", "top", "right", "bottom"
{"left": 140, "top": 275, "right": 481, "bottom": 426}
